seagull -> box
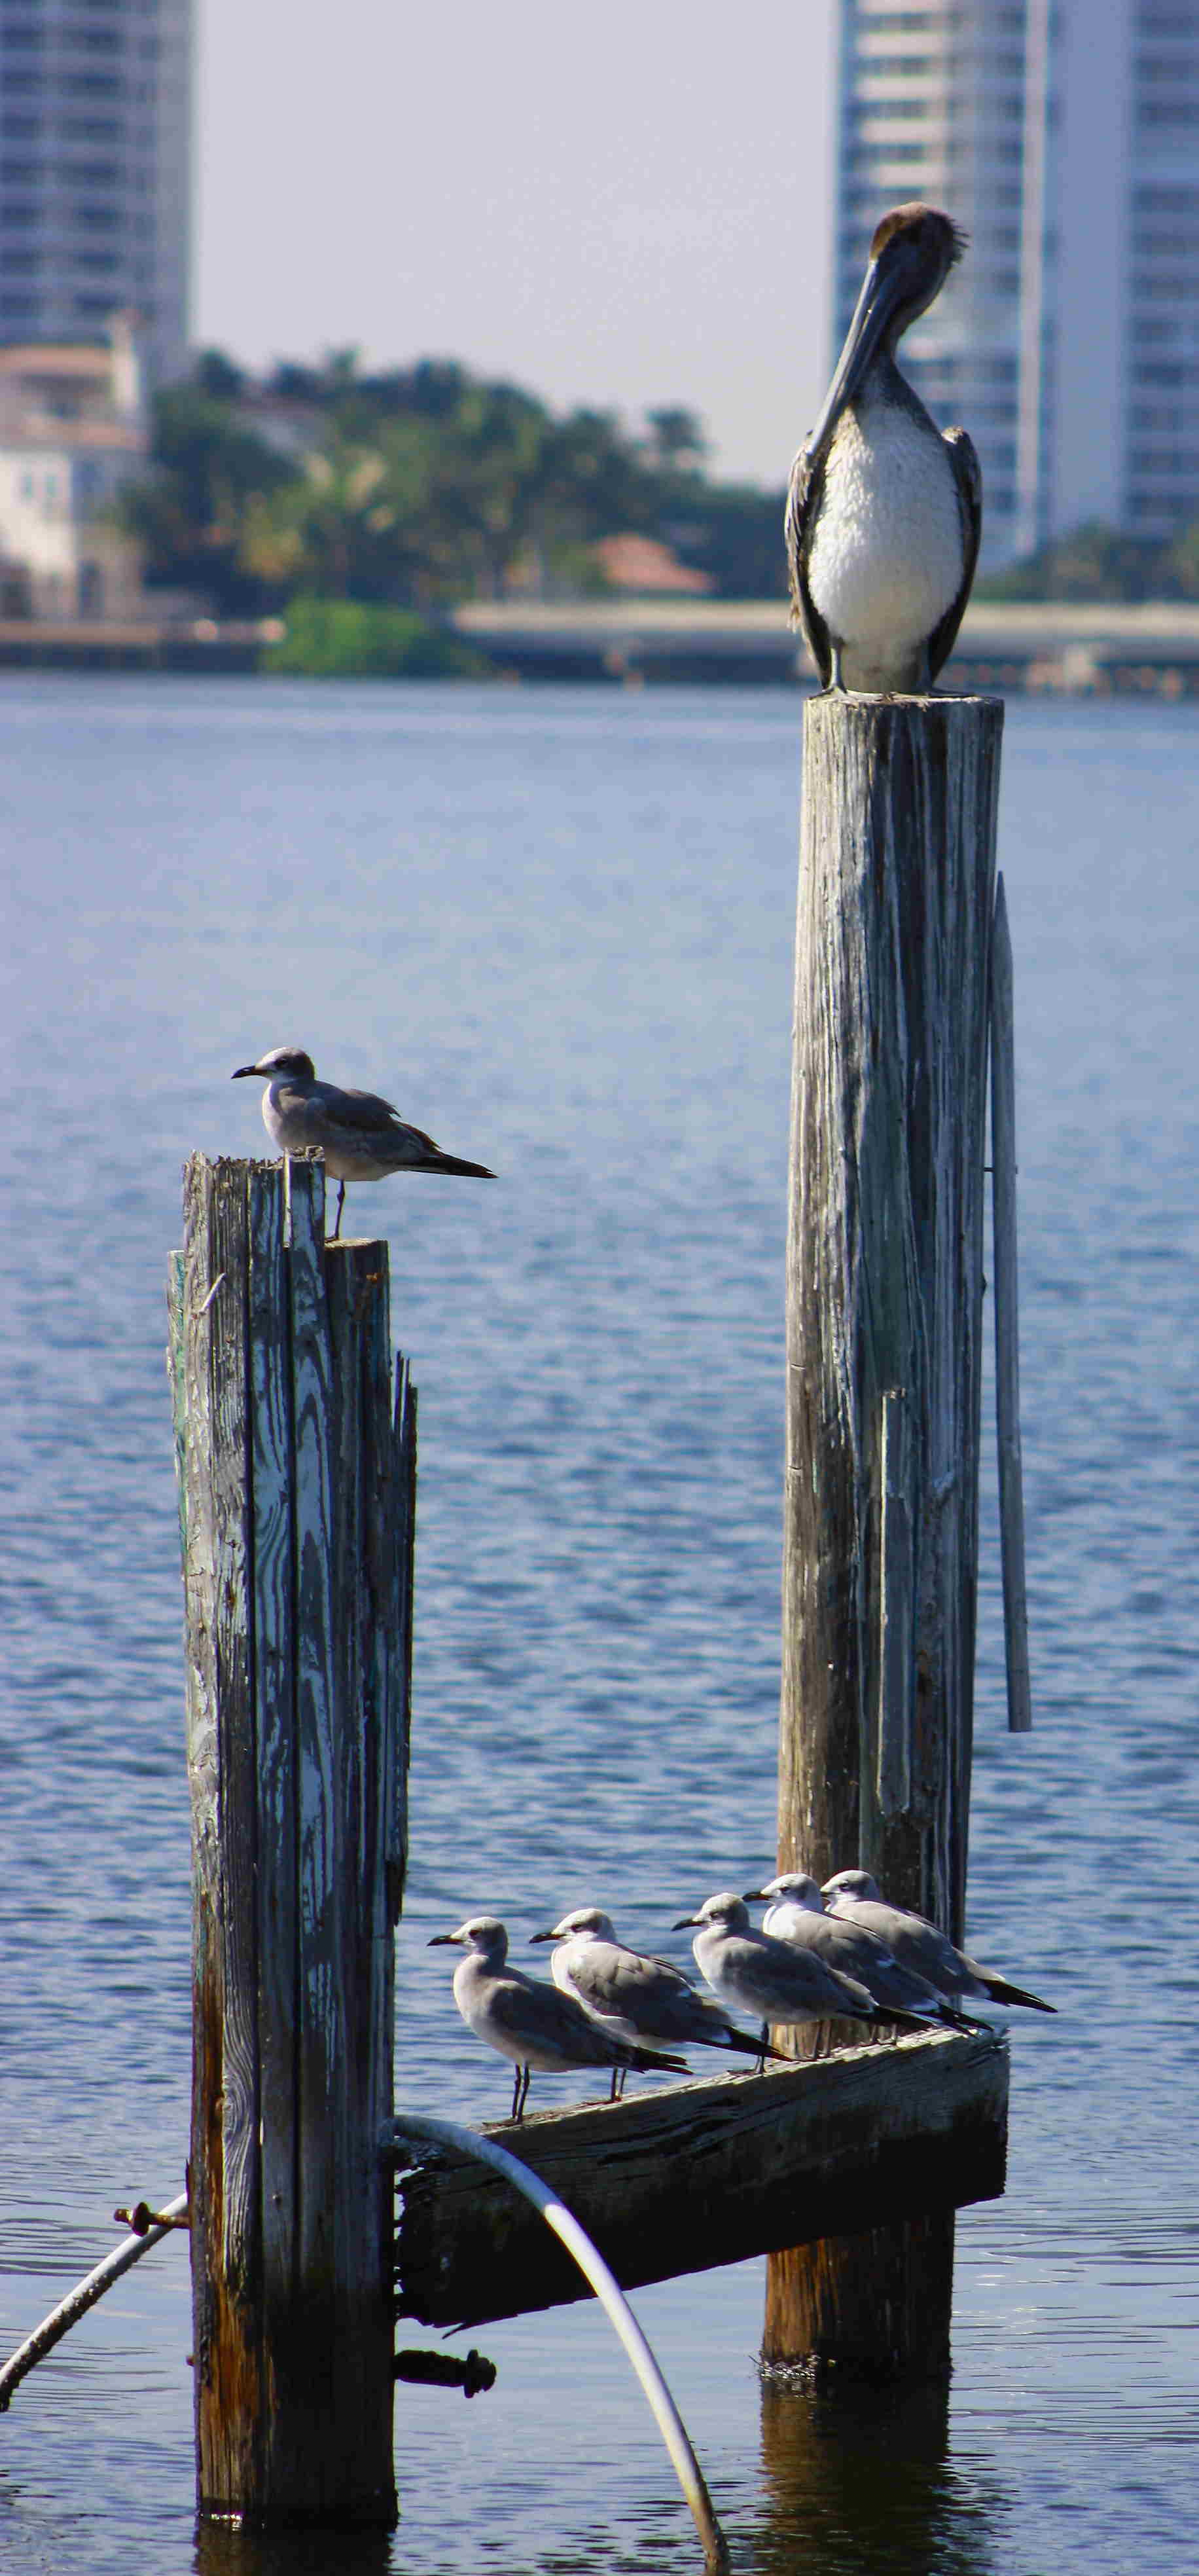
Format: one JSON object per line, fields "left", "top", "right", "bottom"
{"left": 742, "top": 1872, "right": 977, "bottom": 2031}
{"left": 786, "top": 202, "right": 981, "bottom": 693}
{"left": 671, "top": 1892, "right": 923, "bottom": 2054}
{"left": 428, "top": 1916, "right": 689, "bottom": 2122}
{"left": 232, "top": 1044, "right": 494, "bottom": 1240}
{"left": 529, "top": 1905, "right": 784, "bottom": 2095}
{"left": 822, "top": 1870, "right": 1056, "bottom": 2016}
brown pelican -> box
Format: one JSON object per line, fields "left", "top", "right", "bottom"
{"left": 785, "top": 203, "right": 981, "bottom": 693}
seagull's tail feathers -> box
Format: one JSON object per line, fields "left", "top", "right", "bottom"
{"left": 718, "top": 2026, "right": 787, "bottom": 2063}
{"left": 420, "top": 1151, "right": 496, "bottom": 1180}
{"left": 628, "top": 2044, "right": 690, "bottom": 2076}
{"left": 982, "top": 1975, "right": 1056, "bottom": 2012}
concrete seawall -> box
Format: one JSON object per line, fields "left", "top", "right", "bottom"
{"left": 3, "top": 602, "right": 1199, "bottom": 691}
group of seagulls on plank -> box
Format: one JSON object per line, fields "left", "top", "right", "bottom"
{"left": 430, "top": 1874, "right": 1053, "bottom": 2124}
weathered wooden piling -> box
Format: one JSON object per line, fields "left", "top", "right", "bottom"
{"left": 768, "top": 693, "right": 1005, "bottom": 2379}
{"left": 168, "top": 1153, "right": 416, "bottom": 2525}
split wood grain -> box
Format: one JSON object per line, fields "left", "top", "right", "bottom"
{"left": 772, "top": 692, "right": 1005, "bottom": 2375}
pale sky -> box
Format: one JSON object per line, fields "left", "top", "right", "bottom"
{"left": 194, "top": 0, "right": 838, "bottom": 490}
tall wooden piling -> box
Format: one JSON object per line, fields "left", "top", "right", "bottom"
{"left": 767, "top": 693, "right": 1004, "bottom": 2379}
{"left": 168, "top": 1154, "right": 416, "bottom": 2524}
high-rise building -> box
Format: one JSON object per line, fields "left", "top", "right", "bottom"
{"left": 833, "top": 0, "right": 1199, "bottom": 565}
{"left": 0, "top": 0, "right": 191, "bottom": 388}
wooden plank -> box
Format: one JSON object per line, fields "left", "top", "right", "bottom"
{"left": 281, "top": 1161, "right": 346, "bottom": 2494}
{"left": 990, "top": 874, "right": 1033, "bottom": 1732}
{"left": 391, "top": 1357, "right": 417, "bottom": 1922}
{"left": 178, "top": 1155, "right": 261, "bottom": 2505}
{"left": 392, "top": 2029, "right": 1008, "bottom": 2330}
{"left": 876, "top": 1387, "right": 914, "bottom": 1817}
{"left": 325, "top": 1240, "right": 395, "bottom": 2494}
{"left": 246, "top": 1162, "right": 298, "bottom": 2495}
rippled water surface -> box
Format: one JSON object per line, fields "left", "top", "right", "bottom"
{"left": 1, "top": 676, "right": 1197, "bottom": 2574}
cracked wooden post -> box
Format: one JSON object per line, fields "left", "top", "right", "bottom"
{"left": 168, "top": 1153, "right": 416, "bottom": 2524}
{"left": 767, "top": 692, "right": 1003, "bottom": 2380}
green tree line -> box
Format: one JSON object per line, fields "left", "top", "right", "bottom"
{"left": 117, "top": 349, "right": 789, "bottom": 616}
{"left": 976, "top": 518, "right": 1199, "bottom": 604}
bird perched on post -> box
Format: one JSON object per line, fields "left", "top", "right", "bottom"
{"left": 785, "top": 202, "right": 981, "bottom": 694}
{"left": 529, "top": 1906, "right": 784, "bottom": 2096}
{"left": 821, "top": 1870, "right": 1056, "bottom": 2016}
{"left": 672, "top": 1891, "right": 924, "bottom": 2056}
{"left": 232, "top": 1044, "right": 494, "bottom": 1240}
{"left": 742, "top": 1873, "right": 978, "bottom": 2031}
{"left": 428, "top": 1917, "right": 688, "bottom": 2122}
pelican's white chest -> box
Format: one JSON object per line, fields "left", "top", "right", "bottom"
{"left": 805, "top": 380, "right": 964, "bottom": 688}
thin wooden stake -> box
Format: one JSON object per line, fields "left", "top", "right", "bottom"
{"left": 990, "top": 874, "right": 1033, "bottom": 1732}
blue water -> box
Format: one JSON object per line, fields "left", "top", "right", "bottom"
{"left": 1, "top": 676, "right": 1196, "bottom": 2574}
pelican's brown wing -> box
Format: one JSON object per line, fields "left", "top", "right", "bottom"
{"left": 927, "top": 426, "right": 982, "bottom": 682}
{"left": 783, "top": 441, "right": 834, "bottom": 689}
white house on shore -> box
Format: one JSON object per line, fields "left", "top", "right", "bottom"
{"left": 0, "top": 312, "right": 149, "bottom": 618}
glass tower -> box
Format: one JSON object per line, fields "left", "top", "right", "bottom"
{"left": 834, "top": 0, "right": 1199, "bottom": 564}
{"left": 0, "top": 0, "right": 191, "bottom": 384}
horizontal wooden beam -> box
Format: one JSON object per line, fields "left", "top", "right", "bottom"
{"left": 389, "top": 2027, "right": 1007, "bottom": 2329}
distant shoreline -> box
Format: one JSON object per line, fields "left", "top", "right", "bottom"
{"left": 3, "top": 599, "right": 1199, "bottom": 695}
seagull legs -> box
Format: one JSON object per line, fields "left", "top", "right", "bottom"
{"left": 330, "top": 1178, "right": 347, "bottom": 1243}
{"left": 510, "top": 2063, "right": 531, "bottom": 2123}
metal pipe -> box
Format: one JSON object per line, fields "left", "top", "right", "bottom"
{"left": 0, "top": 2192, "right": 189, "bottom": 2412}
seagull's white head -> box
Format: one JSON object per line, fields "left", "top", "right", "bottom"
{"left": 672, "top": 1891, "right": 750, "bottom": 1934}
{"left": 822, "top": 1870, "right": 882, "bottom": 1905}
{"left": 428, "top": 1915, "right": 508, "bottom": 1961}
{"left": 745, "top": 1873, "right": 825, "bottom": 1913}
{"left": 535, "top": 1907, "right": 617, "bottom": 1944}
{"left": 232, "top": 1045, "right": 317, "bottom": 1083}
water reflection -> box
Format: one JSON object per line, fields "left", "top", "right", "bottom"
{"left": 752, "top": 2378, "right": 1010, "bottom": 2576}
{"left": 194, "top": 2524, "right": 395, "bottom": 2576}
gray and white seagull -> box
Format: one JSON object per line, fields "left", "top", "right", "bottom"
{"left": 232, "top": 1043, "right": 494, "bottom": 1240}
{"left": 672, "top": 1891, "right": 923, "bottom": 2054}
{"left": 743, "top": 1872, "right": 978, "bottom": 2031}
{"left": 529, "top": 1904, "right": 783, "bottom": 2095}
{"left": 821, "top": 1870, "right": 1056, "bottom": 2017}
{"left": 428, "top": 1915, "right": 688, "bottom": 2122}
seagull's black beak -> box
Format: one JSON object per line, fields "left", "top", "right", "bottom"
{"left": 742, "top": 1889, "right": 768, "bottom": 1903}
{"left": 671, "top": 1914, "right": 699, "bottom": 1932}
{"left": 427, "top": 1932, "right": 458, "bottom": 1947}
{"left": 231, "top": 1063, "right": 260, "bottom": 1080}
{"left": 528, "top": 1929, "right": 556, "bottom": 1944}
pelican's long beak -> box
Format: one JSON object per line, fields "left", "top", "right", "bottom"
{"left": 804, "top": 250, "right": 910, "bottom": 469}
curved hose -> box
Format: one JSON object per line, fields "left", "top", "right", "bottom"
{"left": 388, "top": 2113, "right": 729, "bottom": 2573}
